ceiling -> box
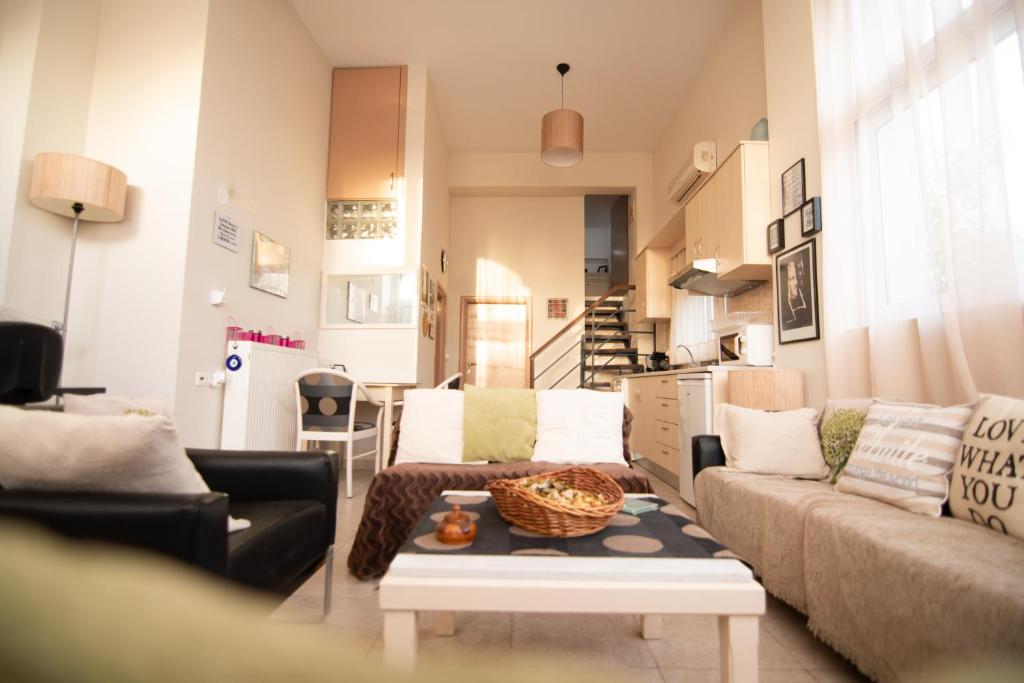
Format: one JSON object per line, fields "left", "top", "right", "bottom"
{"left": 290, "top": 0, "right": 740, "bottom": 153}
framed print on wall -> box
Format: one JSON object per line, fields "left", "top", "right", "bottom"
{"left": 782, "top": 158, "right": 806, "bottom": 217}
{"left": 800, "top": 196, "right": 822, "bottom": 237}
{"left": 250, "top": 232, "right": 290, "bottom": 298}
{"left": 766, "top": 219, "right": 785, "bottom": 255}
{"left": 776, "top": 239, "right": 820, "bottom": 344}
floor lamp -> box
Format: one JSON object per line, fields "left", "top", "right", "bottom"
{"left": 28, "top": 153, "right": 127, "bottom": 383}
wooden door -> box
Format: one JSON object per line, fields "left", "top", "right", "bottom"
{"left": 327, "top": 66, "right": 407, "bottom": 199}
{"left": 460, "top": 297, "right": 532, "bottom": 388}
{"left": 433, "top": 285, "right": 448, "bottom": 386}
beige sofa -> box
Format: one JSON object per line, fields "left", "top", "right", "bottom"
{"left": 693, "top": 441, "right": 1024, "bottom": 682}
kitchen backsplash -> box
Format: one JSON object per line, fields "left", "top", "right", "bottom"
{"left": 714, "top": 280, "right": 773, "bottom": 323}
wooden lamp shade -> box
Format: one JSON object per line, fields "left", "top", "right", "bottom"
{"left": 29, "top": 153, "right": 127, "bottom": 222}
{"left": 541, "top": 109, "right": 584, "bottom": 167}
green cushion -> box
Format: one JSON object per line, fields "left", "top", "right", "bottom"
{"left": 462, "top": 385, "right": 536, "bottom": 463}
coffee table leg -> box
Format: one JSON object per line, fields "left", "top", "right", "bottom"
{"left": 435, "top": 611, "right": 455, "bottom": 636}
{"left": 641, "top": 615, "right": 662, "bottom": 640}
{"left": 383, "top": 610, "right": 418, "bottom": 670}
{"left": 718, "top": 615, "right": 758, "bottom": 683}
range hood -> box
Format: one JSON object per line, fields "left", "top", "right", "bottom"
{"left": 669, "top": 258, "right": 757, "bottom": 296}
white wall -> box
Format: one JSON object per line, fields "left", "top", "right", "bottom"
{"left": 762, "top": 0, "right": 827, "bottom": 410}
{"left": 651, "top": 0, "right": 768, "bottom": 235}
{"left": 416, "top": 75, "right": 450, "bottom": 386}
{"left": 2, "top": 0, "right": 100, "bottom": 314}
{"left": 173, "top": 0, "right": 331, "bottom": 447}
{"left": 447, "top": 196, "right": 585, "bottom": 388}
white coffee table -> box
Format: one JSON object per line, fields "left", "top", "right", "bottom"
{"left": 379, "top": 491, "right": 765, "bottom": 682}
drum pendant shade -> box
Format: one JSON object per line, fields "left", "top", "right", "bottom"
{"left": 29, "top": 153, "right": 127, "bottom": 222}
{"left": 541, "top": 109, "right": 584, "bottom": 167}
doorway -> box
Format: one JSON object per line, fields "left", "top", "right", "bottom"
{"left": 433, "top": 284, "right": 448, "bottom": 386}
{"left": 459, "top": 297, "right": 532, "bottom": 388}
{"left": 584, "top": 195, "right": 630, "bottom": 296}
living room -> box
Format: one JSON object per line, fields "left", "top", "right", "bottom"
{"left": 1, "top": 1, "right": 1023, "bottom": 682}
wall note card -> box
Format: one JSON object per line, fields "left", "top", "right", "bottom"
{"left": 213, "top": 212, "right": 240, "bottom": 252}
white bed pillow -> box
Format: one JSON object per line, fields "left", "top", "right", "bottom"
{"left": 716, "top": 403, "right": 828, "bottom": 479}
{"left": 63, "top": 393, "right": 174, "bottom": 419}
{"left": 0, "top": 406, "right": 209, "bottom": 494}
{"left": 532, "top": 389, "right": 626, "bottom": 465}
{"left": 395, "top": 389, "right": 468, "bottom": 465}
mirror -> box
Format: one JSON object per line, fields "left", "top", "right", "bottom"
{"left": 324, "top": 273, "right": 416, "bottom": 325}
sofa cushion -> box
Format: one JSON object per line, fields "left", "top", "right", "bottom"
{"left": 694, "top": 466, "right": 837, "bottom": 612}
{"left": 395, "top": 389, "right": 467, "bottom": 465}
{"left": 532, "top": 389, "right": 626, "bottom": 465}
{"left": 462, "top": 386, "right": 536, "bottom": 463}
{"left": 226, "top": 500, "right": 326, "bottom": 592}
{"left": 949, "top": 394, "right": 1024, "bottom": 540}
{"left": 715, "top": 404, "right": 829, "bottom": 479}
{"left": 836, "top": 401, "right": 974, "bottom": 516}
{"left": 803, "top": 494, "right": 1024, "bottom": 682}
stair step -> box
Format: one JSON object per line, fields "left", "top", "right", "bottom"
{"left": 590, "top": 347, "right": 639, "bottom": 356}
{"left": 587, "top": 320, "right": 627, "bottom": 329}
{"left": 583, "top": 382, "right": 613, "bottom": 389}
{"left": 585, "top": 365, "right": 644, "bottom": 374}
{"left": 584, "top": 335, "right": 631, "bottom": 343}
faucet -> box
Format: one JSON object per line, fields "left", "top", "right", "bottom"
{"left": 675, "top": 344, "right": 696, "bottom": 367}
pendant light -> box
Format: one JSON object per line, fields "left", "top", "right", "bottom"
{"left": 541, "top": 63, "right": 584, "bottom": 167}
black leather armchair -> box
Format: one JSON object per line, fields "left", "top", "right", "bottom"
{"left": 0, "top": 449, "right": 340, "bottom": 614}
{"left": 692, "top": 434, "right": 727, "bottom": 479}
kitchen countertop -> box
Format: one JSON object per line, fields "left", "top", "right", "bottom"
{"left": 618, "top": 365, "right": 774, "bottom": 379}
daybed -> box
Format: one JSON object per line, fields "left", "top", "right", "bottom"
{"left": 347, "top": 407, "right": 652, "bottom": 579}
{"left": 692, "top": 434, "right": 1024, "bottom": 682}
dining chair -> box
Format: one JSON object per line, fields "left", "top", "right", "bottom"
{"left": 294, "top": 368, "right": 383, "bottom": 498}
{"left": 435, "top": 372, "right": 462, "bottom": 389}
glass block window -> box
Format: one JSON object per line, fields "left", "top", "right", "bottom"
{"left": 327, "top": 200, "right": 399, "bottom": 240}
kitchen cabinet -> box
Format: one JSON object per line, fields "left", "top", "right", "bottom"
{"left": 633, "top": 247, "right": 671, "bottom": 323}
{"left": 623, "top": 367, "right": 804, "bottom": 493}
{"left": 327, "top": 66, "right": 407, "bottom": 200}
{"left": 683, "top": 141, "right": 771, "bottom": 282}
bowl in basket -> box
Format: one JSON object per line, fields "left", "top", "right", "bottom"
{"left": 485, "top": 467, "right": 625, "bottom": 538}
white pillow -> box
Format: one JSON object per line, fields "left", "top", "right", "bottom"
{"left": 716, "top": 403, "right": 828, "bottom": 479}
{"left": 0, "top": 406, "right": 209, "bottom": 494}
{"left": 395, "top": 389, "right": 470, "bottom": 465}
{"left": 63, "top": 393, "right": 174, "bottom": 419}
{"left": 532, "top": 389, "right": 626, "bottom": 465}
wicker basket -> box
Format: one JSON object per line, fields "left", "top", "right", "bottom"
{"left": 485, "top": 467, "right": 625, "bottom": 538}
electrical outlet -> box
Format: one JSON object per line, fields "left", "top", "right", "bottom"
{"left": 194, "top": 371, "right": 211, "bottom": 387}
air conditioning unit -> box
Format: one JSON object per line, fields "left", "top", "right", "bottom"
{"left": 667, "top": 141, "right": 717, "bottom": 205}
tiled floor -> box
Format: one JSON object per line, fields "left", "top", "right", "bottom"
{"left": 272, "top": 463, "right": 867, "bottom": 682}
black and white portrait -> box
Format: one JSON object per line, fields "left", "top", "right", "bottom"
{"left": 776, "top": 239, "right": 820, "bottom": 344}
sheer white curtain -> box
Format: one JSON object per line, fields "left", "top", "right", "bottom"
{"left": 813, "top": 0, "right": 1024, "bottom": 404}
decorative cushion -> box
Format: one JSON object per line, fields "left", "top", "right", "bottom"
{"left": 394, "top": 389, "right": 467, "bottom": 465}
{"left": 532, "top": 389, "right": 626, "bottom": 465}
{"left": 462, "top": 385, "right": 536, "bottom": 463}
{"left": 835, "top": 400, "right": 974, "bottom": 516}
{"left": 0, "top": 406, "right": 208, "bottom": 494}
{"left": 62, "top": 393, "right": 174, "bottom": 418}
{"left": 820, "top": 408, "right": 867, "bottom": 483}
{"left": 716, "top": 404, "right": 828, "bottom": 479}
{"left": 950, "top": 394, "right": 1024, "bottom": 538}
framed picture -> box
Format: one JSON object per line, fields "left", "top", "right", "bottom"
{"left": 766, "top": 219, "right": 785, "bottom": 255}
{"left": 782, "top": 158, "right": 806, "bottom": 217}
{"left": 419, "top": 266, "right": 429, "bottom": 305}
{"left": 547, "top": 298, "right": 568, "bottom": 319}
{"left": 776, "top": 239, "right": 820, "bottom": 344}
{"left": 346, "top": 282, "right": 368, "bottom": 323}
{"left": 250, "top": 232, "right": 290, "bottom": 298}
{"left": 428, "top": 278, "right": 436, "bottom": 310}
{"left": 800, "top": 196, "right": 822, "bottom": 237}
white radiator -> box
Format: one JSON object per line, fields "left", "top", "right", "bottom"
{"left": 220, "top": 341, "right": 319, "bottom": 451}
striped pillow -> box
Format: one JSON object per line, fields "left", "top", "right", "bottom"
{"left": 835, "top": 401, "right": 974, "bottom": 516}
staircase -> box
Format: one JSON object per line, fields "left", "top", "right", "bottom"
{"left": 579, "top": 296, "right": 642, "bottom": 389}
{"left": 529, "top": 284, "right": 651, "bottom": 391}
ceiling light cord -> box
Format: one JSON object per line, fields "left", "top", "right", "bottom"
{"left": 556, "top": 62, "right": 570, "bottom": 110}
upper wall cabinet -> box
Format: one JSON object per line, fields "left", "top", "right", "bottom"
{"left": 684, "top": 141, "right": 771, "bottom": 282}
{"left": 634, "top": 247, "right": 672, "bottom": 323}
{"left": 327, "top": 67, "right": 407, "bottom": 200}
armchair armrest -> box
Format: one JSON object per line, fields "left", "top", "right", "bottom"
{"left": 692, "top": 434, "right": 726, "bottom": 478}
{"left": 186, "top": 450, "right": 340, "bottom": 546}
{"left": 0, "top": 490, "right": 229, "bottom": 574}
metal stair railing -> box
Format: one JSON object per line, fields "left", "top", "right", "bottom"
{"left": 529, "top": 283, "right": 635, "bottom": 389}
